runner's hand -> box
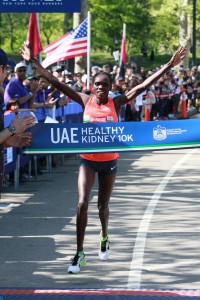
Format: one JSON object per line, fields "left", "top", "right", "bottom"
{"left": 20, "top": 42, "right": 33, "bottom": 62}
{"left": 169, "top": 46, "right": 187, "bottom": 67}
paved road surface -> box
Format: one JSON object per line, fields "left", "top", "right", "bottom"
{"left": 1, "top": 146, "right": 200, "bottom": 291}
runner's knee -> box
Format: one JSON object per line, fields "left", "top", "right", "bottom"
{"left": 77, "top": 201, "right": 88, "bottom": 213}
{"left": 98, "top": 201, "right": 109, "bottom": 213}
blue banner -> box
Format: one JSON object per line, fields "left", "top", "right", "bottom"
{"left": 23, "top": 119, "right": 200, "bottom": 154}
{"left": 4, "top": 147, "right": 17, "bottom": 174}
{"left": 0, "top": 0, "right": 81, "bottom": 13}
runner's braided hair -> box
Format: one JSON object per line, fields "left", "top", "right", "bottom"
{"left": 92, "top": 71, "right": 112, "bottom": 86}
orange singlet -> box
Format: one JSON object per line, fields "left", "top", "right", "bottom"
{"left": 80, "top": 96, "right": 119, "bottom": 162}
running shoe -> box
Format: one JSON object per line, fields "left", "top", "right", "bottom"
{"left": 68, "top": 252, "right": 86, "bottom": 274}
{"left": 98, "top": 235, "right": 111, "bottom": 261}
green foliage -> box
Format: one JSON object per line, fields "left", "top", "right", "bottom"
{"left": 1, "top": 13, "right": 29, "bottom": 52}
{"left": 0, "top": 12, "right": 66, "bottom": 52}
{"left": 39, "top": 13, "right": 65, "bottom": 46}
{"left": 0, "top": 0, "right": 199, "bottom": 64}
{"left": 149, "top": 0, "right": 183, "bottom": 52}
{"left": 89, "top": 0, "right": 154, "bottom": 55}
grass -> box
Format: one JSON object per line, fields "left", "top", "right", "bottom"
{"left": 91, "top": 50, "right": 172, "bottom": 71}
{"left": 91, "top": 51, "right": 115, "bottom": 67}
{"left": 91, "top": 50, "right": 200, "bottom": 71}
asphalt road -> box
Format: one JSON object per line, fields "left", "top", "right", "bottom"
{"left": 1, "top": 145, "right": 200, "bottom": 291}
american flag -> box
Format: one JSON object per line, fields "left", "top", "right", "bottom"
{"left": 42, "top": 18, "right": 88, "bottom": 68}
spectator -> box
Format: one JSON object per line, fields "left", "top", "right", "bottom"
{"left": 33, "top": 76, "right": 58, "bottom": 122}
{"left": 0, "top": 49, "right": 35, "bottom": 193}
{"left": 102, "top": 64, "right": 111, "bottom": 74}
{"left": 135, "top": 77, "right": 146, "bottom": 121}
{"left": 51, "top": 65, "right": 62, "bottom": 78}
{"left": 65, "top": 78, "right": 74, "bottom": 87}
{"left": 4, "top": 63, "right": 38, "bottom": 180}
{"left": 62, "top": 69, "right": 73, "bottom": 82}
{"left": 140, "top": 66, "right": 147, "bottom": 80}
{"left": 196, "top": 65, "right": 200, "bottom": 84}
{"left": 110, "top": 65, "right": 118, "bottom": 82}
{"left": 4, "top": 62, "right": 37, "bottom": 110}
{"left": 73, "top": 72, "right": 84, "bottom": 92}
{"left": 3, "top": 67, "right": 15, "bottom": 90}
{"left": 171, "top": 78, "right": 181, "bottom": 116}
{"left": 196, "top": 87, "right": 200, "bottom": 112}
{"left": 5, "top": 98, "right": 19, "bottom": 114}
{"left": 125, "top": 67, "right": 134, "bottom": 82}
{"left": 91, "top": 66, "right": 101, "bottom": 77}
{"left": 54, "top": 76, "right": 68, "bottom": 123}
{"left": 157, "top": 77, "right": 172, "bottom": 119}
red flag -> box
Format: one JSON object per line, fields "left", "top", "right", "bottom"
{"left": 42, "top": 18, "right": 88, "bottom": 68}
{"left": 27, "top": 13, "right": 43, "bottom": 57}
{"left": 119, "top": 24, "right": 126, "bottom": 80}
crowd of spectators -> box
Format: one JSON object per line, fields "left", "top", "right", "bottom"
{"left": 108, "top": 63, "right": 200, "bottom": 122}
{"left": 2, "top": 60, "right": 200, "bottom": 124}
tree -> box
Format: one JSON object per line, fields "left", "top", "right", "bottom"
{"left": 89, "top": 0, "right": 153, "bottom": 57}
{"left": 178, "top": 0, "right": 192, "bottom": 68}
{"left": 63, "top": 13, "right": 73, "bottom": 35}
{"left": 0, "top": 0, "right": 199, "bottom": 67}
{"left": 40, "top": 13, "right": 64, "bottom": 47}
{"left": 1, "top": 13, "right": 29, "bottom": 52}
{"left": 149, "top": 0, "right": 193, "bottom": 67}
{"left": 73, "top": 0, "right": 88, "bottom": 73}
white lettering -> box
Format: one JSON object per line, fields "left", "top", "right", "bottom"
{"left": 51, "top": 127, "right": 79, "bottom": 144}
{"left": 118, "top": 127, "right": 125, "bottom": 134}
{"left": 118, "top": 134, "right": 131, "bottom": 142}
{"left": 71, "top": 128, "right": 78, "bottom": 143}
{"left": 82, "top": 135, "right": 112, "bottom": 143}
{"left": 110, "top": 135, "right": 116, "bottom": 142}
{"left": 51, "top": 128, "right": 60, "bottom": 144}
{"left": 94, "top": 127, "right": 101, "bottom": 135}
{"left": 81, "top": 126, "right": 125, "bottom": 136}
{"left": 82, "top": 135, "right": 88, "bottom": 143}
{"left": 88, "top": 127, "right": 93, "bottom": 135}
{"left": 61, "top": 128, "right": 70, "bottom": 143}
{"left": 82, "top": 128, "right": 88, "bottom": 135}
{"left": 127, "top": 135, "right": 133, "bottom": 141}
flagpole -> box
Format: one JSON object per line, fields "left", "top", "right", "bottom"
{"left": 119, "top": 23, "right": 126, "bottom": 80}
{"left": 36, "top": 13, "right": 42, "bottom": 63}
{"left": 123, "top": 23, "right": 126, "bottom": 42}
{"left": 120, "top": 22, "right": 126, "bottom": 62}
{"left": 87, "top": 11, "right": 91, "bottom": 90}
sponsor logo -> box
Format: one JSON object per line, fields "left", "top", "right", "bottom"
{"left": 153, "top": 124, "right": 188, "bottom": 141}
{"left": 153, "top": 125, "right": 167, "bottom": 141}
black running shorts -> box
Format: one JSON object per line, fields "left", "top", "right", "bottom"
{"left": 80, "top": 158, "right": 117, "bottom": 176}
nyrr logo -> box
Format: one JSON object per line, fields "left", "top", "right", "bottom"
{"left": 0, "top": 0, "right": 80, "bottom": 12}
{"left": 153, "top": 125, "right": 167, "bottom": 141}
